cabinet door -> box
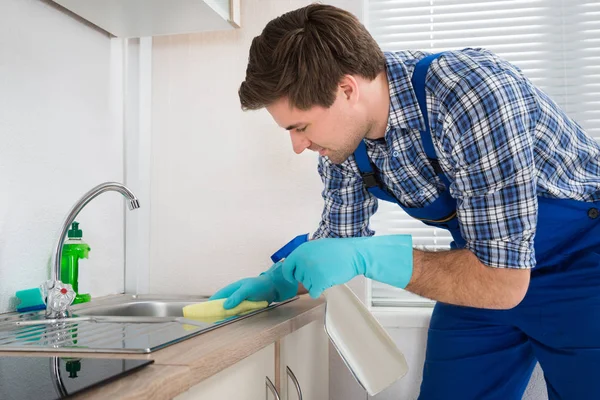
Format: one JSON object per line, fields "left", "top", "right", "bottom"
{"left": 280, "top": 321, "right": 329, "bottom": 400}
{"left": 175, "top": 343, "right": 278, "bottom": 400}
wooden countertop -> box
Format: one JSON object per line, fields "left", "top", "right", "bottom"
{"left": 0, "top": 295, "right": 325, "bottom": 400}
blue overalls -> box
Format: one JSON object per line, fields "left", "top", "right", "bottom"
{"left": 353, "top": 53, "right": 600, "bottom": 399}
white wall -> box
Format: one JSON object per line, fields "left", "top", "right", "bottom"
{"left": 149, "top": 0, "right": 364, "bottom": 296}
{"left": 0, "top": 0, "right": 125, "bottom": 313}
{"left": 149, "top": 0, "right": 547, "bottom": 398}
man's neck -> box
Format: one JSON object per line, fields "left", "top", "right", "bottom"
{"left": 364, "top": 70, "right": 391, "bottom": 140}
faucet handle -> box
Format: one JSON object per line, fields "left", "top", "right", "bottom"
{"left": 43, "top": 280, "right": 76, "bottom": 318}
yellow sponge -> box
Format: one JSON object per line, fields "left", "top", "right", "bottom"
{"left": 183, "top": 299, "right": 268, "bottom": 322}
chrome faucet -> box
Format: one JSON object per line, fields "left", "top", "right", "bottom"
{"left": 45, "top": 182, "right": 140, "bottom": 318}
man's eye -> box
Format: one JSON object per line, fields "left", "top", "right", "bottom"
{"left": 296, "top": 127, "right": 307, "bottom": 133}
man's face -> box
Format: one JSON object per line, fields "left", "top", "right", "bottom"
{"left": 266, "top": 85, "right": 370, "bottom": 164}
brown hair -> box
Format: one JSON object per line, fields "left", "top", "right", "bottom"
{"left": 238, "top": 3, "right": 385, "bottom": 111}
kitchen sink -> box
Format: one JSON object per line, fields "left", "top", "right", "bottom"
{"left": 74, "top": 299, "right": 201, "bottom": 317}
{"left": 0, "top": 294, "right": 297, "bottom": 354}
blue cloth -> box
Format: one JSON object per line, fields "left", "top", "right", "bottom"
{"left": 353, "top": 53, "right": 600, "bottom": 399}
{"left": 312, "top": 48, "right": 600, "bottom": 270}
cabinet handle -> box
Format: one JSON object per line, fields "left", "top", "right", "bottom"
{"left": 266, "top": 376, "right": 281, "bottom": 400}
{"left": 286, "top": 366, "right": 303, "bottom": 400}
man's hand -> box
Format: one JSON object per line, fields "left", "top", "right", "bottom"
{"left": 209, "top": 261, "right": 298, "bottom": 309}
{"left": 281, "top": 235, "right": 413, "bottom": 298}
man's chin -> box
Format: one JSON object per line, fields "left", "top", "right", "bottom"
{"left": 326, "top": 151, "right": 352, "bottom": 165}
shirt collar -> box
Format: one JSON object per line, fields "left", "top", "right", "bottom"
{"left": 383, "top": 51, "right": 426, "bottom": 134}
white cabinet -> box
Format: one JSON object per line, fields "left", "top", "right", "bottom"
{"left": 51, "top": 0, "right": 241, "bottom": 38}
{"left": 173, "top": 322, "right": 329, "bottom": 399}
{"left": 279, "top": 321, "right": 329, "bottom": 400}
{"left": 175, "top": 343, "right": 279, "bottom": 400}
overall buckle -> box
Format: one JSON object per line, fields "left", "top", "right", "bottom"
{"left": 361, "top": 172, "right": 379, "bottom": 188}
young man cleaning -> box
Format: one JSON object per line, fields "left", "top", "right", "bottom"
{"left": 210, "top": 4, "right": 600, "bottom": 399}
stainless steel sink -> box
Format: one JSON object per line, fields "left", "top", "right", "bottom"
{"left": 0, "top": 294, "right": 297, "bottom": 354}
{"left": 74, "top": 300, "right": 200, "bottom": 317}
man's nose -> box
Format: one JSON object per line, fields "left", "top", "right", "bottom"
{"left": 290, "top": 131, "right": 311, "bottom": 154}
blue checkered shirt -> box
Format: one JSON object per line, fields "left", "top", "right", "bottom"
{"left": 311, "top": 48, "right": 600, "bottom": 269}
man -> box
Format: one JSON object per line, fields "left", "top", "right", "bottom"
{"left": 210, "top": 4, "right": 600, "bottom": 399}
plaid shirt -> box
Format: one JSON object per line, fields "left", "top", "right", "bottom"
{"left": 312, "top": 48, "right": 600, "bottom": 269}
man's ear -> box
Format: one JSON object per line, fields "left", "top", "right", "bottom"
{"left": 339, "top": 75, "right": 359, "bottom": 105}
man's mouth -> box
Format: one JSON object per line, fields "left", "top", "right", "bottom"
{"left": 309, "top": 145, "right": 328, "bottom": 156}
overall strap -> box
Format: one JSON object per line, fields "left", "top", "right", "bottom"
{"left": 411, "top": 53, "right": 450, "bottom": 185}
{"left": 354, "top": 140, "right": 399, "bottom": 203}
{"left": 353, "top": 52, "right": 450, "bottom": 199}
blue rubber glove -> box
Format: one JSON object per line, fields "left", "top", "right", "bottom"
{"left": 281, "top": 235, "right": 413, "bottom": 298}
{"left": 208, "top": 261, "right": 298, "bottom": 309}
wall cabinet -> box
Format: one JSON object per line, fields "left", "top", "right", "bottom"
{"left": 51, "top": 0, "right": 241, "bottom": 38}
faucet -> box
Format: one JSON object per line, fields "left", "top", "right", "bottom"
{"left": 45, "top": 182, "right": 140, "bottom": 318}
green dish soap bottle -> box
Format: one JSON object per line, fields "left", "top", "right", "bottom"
{"left": 61, "top": 221, "right": 91, "bottom": 304}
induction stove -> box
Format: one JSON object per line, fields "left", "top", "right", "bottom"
{"left": 0, "top": 356, "right": 153, "bottom": 399}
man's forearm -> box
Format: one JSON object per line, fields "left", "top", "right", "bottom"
{"left": 405, "top": 249, "right": 530, "bottom": 309}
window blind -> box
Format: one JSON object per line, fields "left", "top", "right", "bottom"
{"left": 366, "top": 0, "right": 600, "bottom": 307}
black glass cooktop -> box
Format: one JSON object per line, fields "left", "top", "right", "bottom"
{"left": 0, "top": 356, "right": 153, "bottom": 399}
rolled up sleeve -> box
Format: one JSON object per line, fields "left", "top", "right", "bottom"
{"left": 440, "top": 55, "right": 540, "bottom": 269}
